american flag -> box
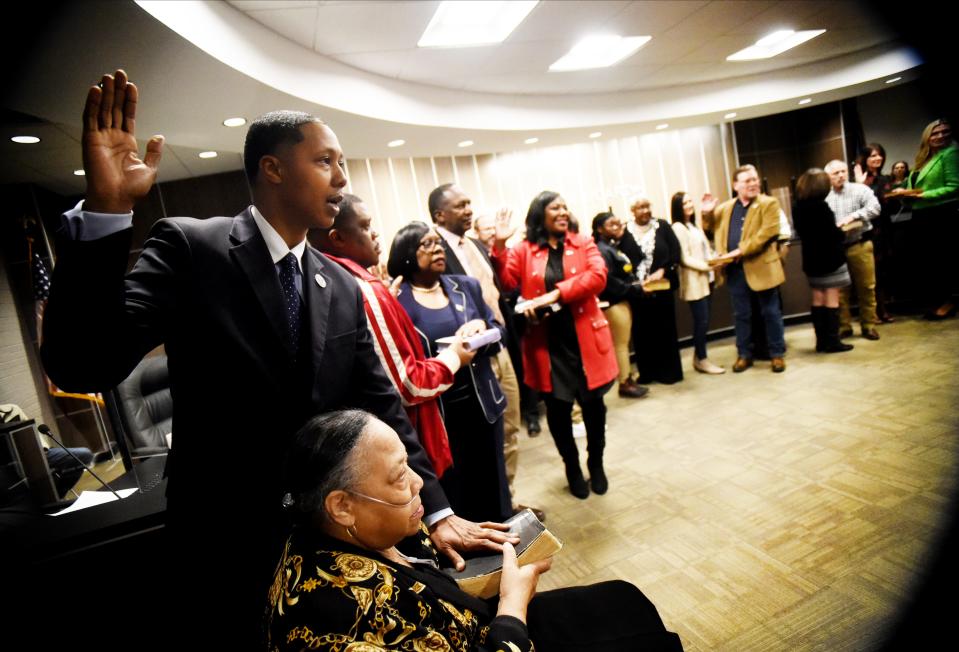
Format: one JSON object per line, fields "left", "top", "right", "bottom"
{"left": 32, "top": 249, "right": 51, "bottom": 303}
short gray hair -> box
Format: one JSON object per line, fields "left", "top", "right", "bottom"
{"left": 824, "top": 159, "right": 846, "bottom": 173}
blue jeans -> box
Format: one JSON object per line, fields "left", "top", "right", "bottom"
{"left": 46, "top": 446, "right": 95, "bottom": 496}
{"left": 726, "top": 264, "right": 785, "bottom": 358}
{"left": 688, "top": 296, "right": 711, "bottom": 360}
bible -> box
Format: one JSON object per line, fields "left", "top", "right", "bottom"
{"left": 443, "top": 508, "right": 562, "bottom": 599}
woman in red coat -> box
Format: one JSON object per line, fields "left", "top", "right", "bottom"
{"left": 491, "top": 191, "right": 617, "bottom": 499}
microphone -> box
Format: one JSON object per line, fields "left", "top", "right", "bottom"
{"left": 38, "top": 424, "right": 122, "bottom": 500}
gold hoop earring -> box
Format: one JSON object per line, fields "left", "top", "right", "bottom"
{"left": 346, "top": 524, "right": 358, "bottom": 539}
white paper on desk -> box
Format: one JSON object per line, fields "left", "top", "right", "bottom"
{"left": 49, "top": 488, "right": 139, "bottom": 516}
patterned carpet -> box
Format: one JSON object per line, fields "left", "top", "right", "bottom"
{"left": 513, "top": 315, "right": 959, "bottom": 651}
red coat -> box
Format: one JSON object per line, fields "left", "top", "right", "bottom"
{"left": 492, "top": 233, "right": 617, "bottom": 393}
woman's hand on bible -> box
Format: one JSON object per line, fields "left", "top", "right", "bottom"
{"left": 496, "top": 542, "right": 552, "bottom": 622}
{"left": 523, "top": 290, "right": 560, "bottom": 324}
{"left": 457, "top": 319, "right": 487, "bottom": 338}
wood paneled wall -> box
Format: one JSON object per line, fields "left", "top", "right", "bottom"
{"left": 343, "top": 125, "right": 733, "bottom": 256}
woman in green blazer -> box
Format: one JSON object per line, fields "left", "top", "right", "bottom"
{"left": 889, "top": 119, "right": 959, "bottom": 319}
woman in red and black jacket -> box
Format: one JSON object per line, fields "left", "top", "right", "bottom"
{"left": 491, "top": 191, "right": 617, "bottom": 500}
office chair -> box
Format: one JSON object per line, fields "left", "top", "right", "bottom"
{"left": 104, "top": 354, "right": 172, "bottom": 472}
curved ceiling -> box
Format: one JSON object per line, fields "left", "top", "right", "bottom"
{"left": 140, "top": 0, "right": 920, "bottom": 131}
{"left": 3, "top": 1, "right": 922, "bottom": 195}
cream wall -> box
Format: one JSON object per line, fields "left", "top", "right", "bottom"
{"left": 343, "top": 124, "right": 735, "bottom": 259}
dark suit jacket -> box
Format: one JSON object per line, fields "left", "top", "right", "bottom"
{"left": 41, "top": 208, "right": 447, "bottom": 561}
{"left": 396, "top": 275, "right": 506, "bottom": 424}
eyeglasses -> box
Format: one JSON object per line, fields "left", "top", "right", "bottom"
{"left": 418, "top": 237, "right": 443, "bottom": 251}
{"left": 347, "top": 489, "right": 418, "bottom": 508}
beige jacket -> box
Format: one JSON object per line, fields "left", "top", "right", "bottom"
{"left": 710, "top": 194, "right": 785, "bottom": 291}
{"left": 671, "top": 222, "right": 713, "bottom": 301}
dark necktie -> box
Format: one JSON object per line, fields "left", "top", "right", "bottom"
{"left": 278, "top": 252, "right": 302, "bottom": 352}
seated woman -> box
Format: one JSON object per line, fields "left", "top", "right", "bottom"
{"left": 267, "top": 409, "right": 685, "bottom": 651}
{"left": 591, "top": 211, "right": 648, "bottom": 398}
{"left": 793, "top": 169, "right": 854, "bottom": 353}
{"left": 389, "top": 222, "right": 512, "bottom": 524}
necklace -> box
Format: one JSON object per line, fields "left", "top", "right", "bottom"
{"left": 411, "top": 282, "right": 441, "bottom": 293}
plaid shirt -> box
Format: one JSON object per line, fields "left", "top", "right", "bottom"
{"left": 826, "top": 182, "right": 880, "bottom": 244}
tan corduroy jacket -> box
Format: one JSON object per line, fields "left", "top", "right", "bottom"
{"left": 709, "top": 194, "right": 785, "bottom": 291}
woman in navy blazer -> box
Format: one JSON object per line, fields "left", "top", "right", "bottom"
{"left": 390, "top": 221, "right": 512, "bottom": 524}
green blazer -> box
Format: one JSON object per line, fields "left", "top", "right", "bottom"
{"left": 910, "top": 143, "right": 959, "bottom": 210}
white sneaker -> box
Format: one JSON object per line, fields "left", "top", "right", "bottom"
{"left": 694, "top": 357, "right": 726, "bottom": 374}
{"left": 572, "top": 422, "right": 586, "bottom": 438}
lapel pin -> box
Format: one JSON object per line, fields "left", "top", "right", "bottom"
{"left": 315, "top": 274, "right": 327, "bottom": 289}
{"left": 455, "top": 304, "right": 464, "bottom": 312}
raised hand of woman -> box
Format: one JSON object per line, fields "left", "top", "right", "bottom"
{"left": 82, "top": 70, "right": 163, "bottom": 214}
{"left": 493, "top": 207, "right": 516, "bottom": 249}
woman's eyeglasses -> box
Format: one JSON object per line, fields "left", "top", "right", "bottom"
{"left": 418, "top": 237, "right": 443, "bottom": 251}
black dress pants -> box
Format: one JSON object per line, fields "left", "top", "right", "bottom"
{"left": 527, "top": 580, "right": 685, "bottom": 651}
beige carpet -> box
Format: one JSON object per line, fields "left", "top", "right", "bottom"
{"left": 513, "top": 316, "right": 958, "bottom": 651}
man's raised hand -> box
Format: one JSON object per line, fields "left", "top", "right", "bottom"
{"left": 82, "top": 70, "right": 163, "bottom": 214}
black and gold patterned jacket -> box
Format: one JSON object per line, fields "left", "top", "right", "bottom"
{"left": 266, "top": 524, "right": 532, "bottom": 652}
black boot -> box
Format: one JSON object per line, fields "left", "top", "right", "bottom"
{"left": 823, "top": 307, "right": 854, "bottom": 353}
{"left": 811, "top": 306, "right": 826, "bottom": 352}
{"left": 565, "top": 462, "right": 589, "bottom": 499}
{"left": 587, "top": 460, "right": 608, "bottom": 494}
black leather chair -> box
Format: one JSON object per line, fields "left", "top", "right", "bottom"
{"left": 105, "top": 354, "right": 172, "bottom": 472}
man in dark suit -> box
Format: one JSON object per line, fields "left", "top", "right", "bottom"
{"left": 428, "top": 183, "right": 544, "bottom": 521}
{"left": 39, "top": 70, "right": 513, "bottom": 648}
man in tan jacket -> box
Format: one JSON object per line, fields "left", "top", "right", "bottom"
{"left": 703, "top": 164, "right": 787, "bottom": 373}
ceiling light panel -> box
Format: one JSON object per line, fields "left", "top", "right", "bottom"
{"left": 418, "top": 1, "right": 538, "bottom": 48}
{"left": 549, "top": 34, "right": 651, "bottom": 72}
{"left": 727, "top": 29, "right": 826, "bottom": 61}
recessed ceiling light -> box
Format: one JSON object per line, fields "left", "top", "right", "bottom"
{"left": 655, "top": 123, "right": 669, "bottom": 130}
{"left": 458, "top": 140, "right": 474, "bottom": 148}
{"left": 724, "top": 112, "right": 738, "bottom": 119}
{"left": 589, "top": 132, "right": 602, "bottom": 139}
{"left": 798, "top": 98, "right": 812, "bottom": 105}
{"left": 549, "top": 34, "right": 651, "bottom": 72}
{"left": 524, "top": 137, "right": 539, "bottom": 145}
{"left": 222, "top": 117, "right": 247, "bottom": 127}
{"left": 73, "top": 169, "right": 85, "bottom": 176}
{"left": 388, "top": 139, "right": 406, "bottom": 148}
{"left": 727, "top": 29, "right": 825, "bottom": 61}
{"left": 11, "top": 136, "right": 40, "bottom": 144}
{"left": 885, "top": 77, "right": 902, "bottom": 84}
{"left": 418, "top": 1, "right": 538, "bottom": 48}
{"left": 198, "top": 151, "right": 218, "bottom": 159}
